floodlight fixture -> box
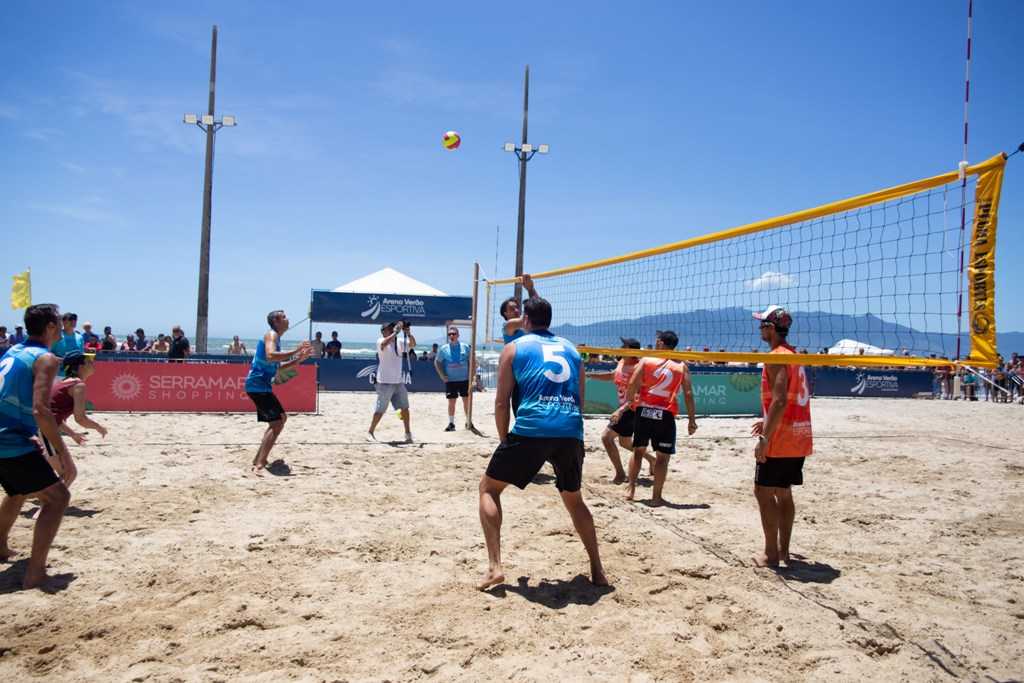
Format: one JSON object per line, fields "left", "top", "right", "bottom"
{"left": 521, "top": 143, "right": 533, "bottom": 153}
{"left": 184, "top": 114, "right": 198, "bottom": 124}
{"left": 503, "top": 142, "right": 515, "bottom": 152}
{"left": 201, "top": 114, "right": 214, "bottom": 125}
{"left": 221, "top": 115, "right": 236, "bottom": 126}
{"left": 537, "top": 144, "right": 549, "bottom": 154}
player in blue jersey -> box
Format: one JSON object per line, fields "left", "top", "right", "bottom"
{"left": 498, "top": 274, "right": 538, "bottom": 344}
{"left": 434, "top": 325, "right": 472, "bottom": 431}
{"left": 245, "top": 310, "right": 312, "bottom": 474}
{"left": 478, "top": 297, "right": 609, "bottom": 590}
{"left": 0, "top": 304, "right": 74, "bottom": 590}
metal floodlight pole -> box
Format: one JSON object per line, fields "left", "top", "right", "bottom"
{"left": 183, "top": 25, "right": 236, "bottom": 354}
{"left": 513, "top": 66, "right": 530, "bottom": 302}
{"left": 505, "top": 65, "right": 549, "bottom": 303}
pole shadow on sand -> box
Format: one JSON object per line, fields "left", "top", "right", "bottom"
{"left": 486, "top": 574, "right": 615, "bottom": 608}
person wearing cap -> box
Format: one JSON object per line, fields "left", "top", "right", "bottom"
{"left": 81, "top": 322, "right": 99, "bottom": 350}
{"left": 367, "top": 321, "right": 416, "bottom": 443}
{"left": 50, "top": 312, "right": 83, "bottom": 359}
{"left": 613, "top": 330, "right": 697, "bottom": 505}
{"left": 435, "top": 326, "right": 472, "bottom": 431}
{"left": 751, "top": 305, "right": 813, "bottom": 568}
{"left": 133, "top": 328, "right": 151, "bottom": 353}
{"left": 587, "top": 337, "right": 654, "bottom": 484}
{"left": 11, "top": 326, "right": 26, "bottom": 345}
{"left": 49, "top": 351, "right": 108, "bottom": 459}
{"left": 101, "top": 326, "right": 117, "bottom": 351}
{"left": 168, "top": 326, "right": 190, "bottom": 362}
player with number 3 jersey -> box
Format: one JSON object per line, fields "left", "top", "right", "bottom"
{"left": 751, "top": 305, "right": 813, "bottom": 569}
{"left": 612, "top": 330, "right": 697, "bottom": 505}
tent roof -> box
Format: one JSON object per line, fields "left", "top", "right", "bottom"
{"left": 332, "top": 268, "right": 447, "bottom": 296}
{"left": 827, "top": 338, "right": 895, "bottom": 356}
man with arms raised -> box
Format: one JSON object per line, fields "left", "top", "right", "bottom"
{"left": 613, "top": 330, "right": 697, "bottom": 505}
{"left": 498, "top": 274, "right": 538, "bottom": 344}
{"left": 751, "top": 306, "right": 812, "bottom": 568}
{"left": 0, "top": 304, "right": 74, "bottom": 589}
{"left": 245, "top": 310, "right": 312, "bottom": 474}
{"left": 478, "top": 297, "right": 608, "bottom": 590}
{"left": 367, "top": 321, "right": 416, "bottom": 443}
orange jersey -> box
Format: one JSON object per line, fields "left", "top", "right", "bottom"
{"left": 613, "top": 359, "right": 640, "bottom": 407}
{"left": 760, "top": 344, "right": 813, "bottom": 458}
{"left": 637, "top": 358, "right": 687, "bottom": 415}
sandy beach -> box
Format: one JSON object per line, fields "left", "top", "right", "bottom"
{"left": 0, "top": 393, "right": 1021, "bottom": 682}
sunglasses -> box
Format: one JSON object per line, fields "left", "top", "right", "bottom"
{"left": 759, "top": 322, "right": 774, "bottom": 329}
{"left": 448, "top": 332, "right": 458, "bottom": 336}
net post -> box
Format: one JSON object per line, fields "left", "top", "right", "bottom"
{"left": 467, "top": 262, "right": 480, "bottom": 430}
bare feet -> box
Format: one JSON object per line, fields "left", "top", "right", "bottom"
{"left": 0, "top": 545, "right": 16, "bottom": 562}
{"left": 625, "top": 484, "right": 635, "bottom": 501}
{"left": 650, "top": 496, "right": 665, "bottom": 507}
{"left": 591, "top": 567, "right": 610, "bottom": 587}
{"left": 477, "top": 567, "right": 505, "bottom": 591}
{"left": 611, "top": 473, "right": 626, "bottom": 485}
{"left": 250, "top": 462, "right": 266, "bottom": 475}
{"left": 365, "top": 432, "right": 377, "bottom": 442}
{"left": 752, "top": 553, "right": 780, "bottom": 568}
{"left": 22, "top": 565, "right": 48, "bottom": 590}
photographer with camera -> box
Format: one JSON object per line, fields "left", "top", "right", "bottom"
{"left": 367, "top": 320, "right": 416, "bottom": 443}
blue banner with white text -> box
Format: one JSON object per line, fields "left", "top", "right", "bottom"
{"left": 310, "top": 290, "right": 472, "bottom": 326}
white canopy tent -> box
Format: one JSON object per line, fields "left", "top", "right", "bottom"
{"left": 332, "top": 267, "right": 447, "bottom": 296}
{"left": 827, "top": 339, "right": 895, "bottom": 356}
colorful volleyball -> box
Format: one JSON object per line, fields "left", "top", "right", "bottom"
{"left": 442, "top": 130, "right": 461, "bottom": 150}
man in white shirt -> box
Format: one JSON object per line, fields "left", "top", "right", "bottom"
{"left": 367, "top": 321, "right": 417, "bottom": 443}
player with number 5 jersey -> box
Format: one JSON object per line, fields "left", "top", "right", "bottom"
{"left": 613, "top": 330, "right": 697, "bottom": 505}
{"left": 478, "top": 296, "right": 608, "bottom": 591}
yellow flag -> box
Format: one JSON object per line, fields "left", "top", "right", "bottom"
{"left": 11, "top": 270, "right": 31, "bottom": 309}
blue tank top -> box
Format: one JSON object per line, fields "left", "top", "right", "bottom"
{"left": 438, "top": 342, "right": 470, "bottom": 381}
{"left": 0, "top": 342, "right": 50, "bottom": 457}
{"left": 502, "top": 328, "right": 524, "bottom": 345}
{"left": 245, "top": 335, "right": 280, "bottom": 393}
{"left": 510, "top": 331, "right": 583, "bottom": 440}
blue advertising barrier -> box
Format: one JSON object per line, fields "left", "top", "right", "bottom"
{"left": 317, "top": 357, "right": 446, "bottom": 392}
{"left": 310, "top": 290, "right": 473, "bottom": 326}
{"left": 810, "top": 367, "right": 932, "bottom": 398}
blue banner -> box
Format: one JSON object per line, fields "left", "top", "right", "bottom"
{"left": 810, "top": 367, "right": 933, "bottom": 398}
{"left": 317, "top": 357, "right": 447, "bottom": 392}
{"left": 310, "top": 290, "right": 472, "bottom": 326}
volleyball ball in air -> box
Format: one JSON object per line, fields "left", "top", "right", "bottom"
{"left": 442, "top": 131, "right": 461, "bottom": 150}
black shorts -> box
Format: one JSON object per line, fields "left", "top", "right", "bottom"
{"left": 445, "top": 380, "right": 470, "bottom": 399}
{"left": 247, "top": 391, "right": 285, "bottom": 422}
{"left": 485, "top": 434, "right": 585, "bottom": 493}
{"left": 0, "top": 445, "right": 60, "bottom": 496}
{"left": 609, "top": 408, "right": 636, "bottom": 438}
{"left": 632, "top": 406, "right": 677, "bottom": 455}
{"left": 755, "top": 457, "right": 805, "bottom": 488}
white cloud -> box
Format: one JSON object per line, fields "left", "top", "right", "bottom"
{"left": 60, "top": 161, "right": 86, "bottom": 174}
{"left": 745, "top": 271, "right": 797, "bottom": 290}
{"left": 24, "top": 128, "right": 63, "bottom": 142}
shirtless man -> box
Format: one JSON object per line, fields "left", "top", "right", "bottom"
{"left": 0, "top": 304, "right": 74, "bottom": 589}
{"left": 613, "top": 330, "right": 697, "bottom": 505}
{"left": 751, "top": 306, "right": 813, "bottom": 568}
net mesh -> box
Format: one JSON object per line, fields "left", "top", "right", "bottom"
{"left": 486, "top": 170, "right": 994, "bottom": 365}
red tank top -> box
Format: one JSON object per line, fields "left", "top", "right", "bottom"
{"left": 613, "top": 359, "right": 639, "bottom": 407}
{"left": 760, "top": 345, "right": 813, "bottom": 458}
{"left": 50, "top": 378, "right": 81, "bottom": 425}
{"left": 637, "top": 358, "right": 687, "bottom": 415}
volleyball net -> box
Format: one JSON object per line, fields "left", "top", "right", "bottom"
{"left": 485, "top": 153, "right": 1008, "bottom": 368}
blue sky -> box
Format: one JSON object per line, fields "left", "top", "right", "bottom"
{"left": 1, "top": 1, "right": 1021, "bottom": 343}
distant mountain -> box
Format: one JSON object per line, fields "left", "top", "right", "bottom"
{"left": 551, "top": 307, "right": 1024, "bottom": 359}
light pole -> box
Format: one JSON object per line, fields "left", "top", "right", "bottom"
{"left": 504, "top": 65, "right": 549, "bottom": 302}
{"left": 183, "top": 25, "right": 236, "bottom": 354}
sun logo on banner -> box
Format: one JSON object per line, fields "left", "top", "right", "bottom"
{"left": 111, "top": 373, "right": 142, "bottom": 400}
{"left": 361, "top": 295, "right": 382, "bottom": 320}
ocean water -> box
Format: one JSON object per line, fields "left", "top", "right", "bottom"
{"left": 207, "top": 337, "right": 501, "bottom": 363}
